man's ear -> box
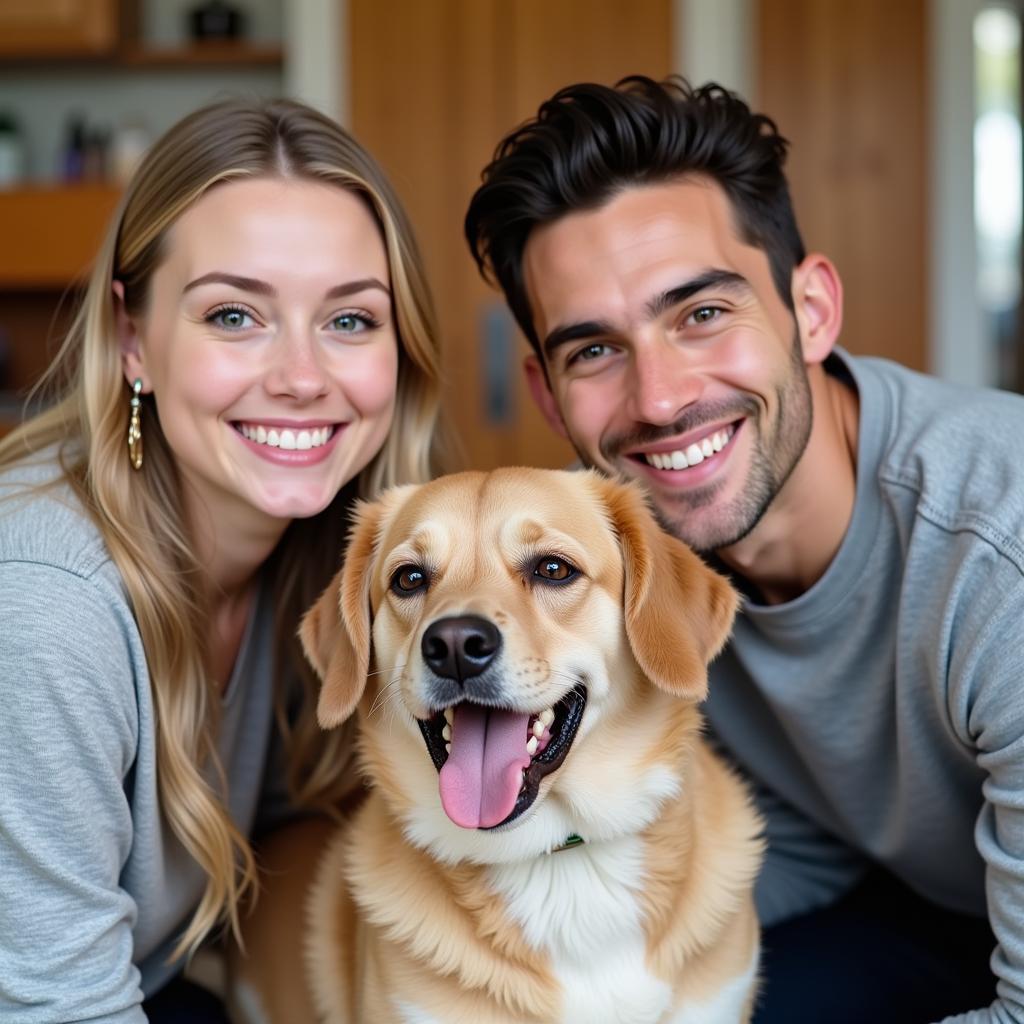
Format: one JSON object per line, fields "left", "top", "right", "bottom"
{"left": 524, "top": 353, "right": 569, "bottom": 439}
{"left": 791, "top": 254, "right": 843, "bottom": 366}
{"left": 299, "top": 499, "right": 385, "bottom": 728}
{"left": 113, "top": 280, "right": 147, "bottom": 388}
{"left": 593, "top": 475, "right": 737, "bottom": 701}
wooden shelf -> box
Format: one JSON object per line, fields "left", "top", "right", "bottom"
{"left": 0, "top": 185, "right": 121, "bottom": 290}
{"left": 1, "top": 43, "right": 283, "bottom": 70}
{"left": 116, "top": 42, "right": 283, "bottom": 68}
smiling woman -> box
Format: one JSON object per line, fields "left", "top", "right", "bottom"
{"left": 0, "top": 98, "right": 450, "bottom": 1023}
{"left": 117, "top": 177, "right": 400, "bottom": 526}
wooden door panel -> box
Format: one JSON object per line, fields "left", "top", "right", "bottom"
{"left": 757, "top": 0, "right": 928, "bottom": 372}
{"left": 350, "top": 0, "right": 671, "bottom": 471}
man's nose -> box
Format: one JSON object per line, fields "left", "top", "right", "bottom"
{"left": 265, "top": 330, "right": 330, "bottom": 401}
{"left": 626, "top": 339, "right": 706, "bottom": 426}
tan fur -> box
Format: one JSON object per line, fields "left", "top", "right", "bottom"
{"left": 290, "top": 469, "right": 763, "bottom": 1023}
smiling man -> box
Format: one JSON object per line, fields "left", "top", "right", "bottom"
{"left": 465, "top": 77, "right": 1023, "bottom": 1023}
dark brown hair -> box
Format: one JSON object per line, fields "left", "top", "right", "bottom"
{"left": 465, "top": 75, "right": 806, "bottom": 353}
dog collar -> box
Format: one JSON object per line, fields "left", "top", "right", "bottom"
{"left": 551, "top": 833, "right": 585, "bottom": 854}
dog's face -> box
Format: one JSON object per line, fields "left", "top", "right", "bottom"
{"left": 301, "top": 468, "right": 736, "bottom": 862}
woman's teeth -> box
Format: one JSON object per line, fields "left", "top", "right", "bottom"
{"left": 644, "top": 425, "right": 734, "bottom": 470}
{"left": 238, "top": 424, "right": 334, "bottom": 450}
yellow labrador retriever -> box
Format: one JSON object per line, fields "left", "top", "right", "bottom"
{"left": 242, "top": 468, "right": 763, "bottom": 1024}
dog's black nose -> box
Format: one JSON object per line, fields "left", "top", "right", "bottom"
{"left": 421, "top": 615, "right": 501, "bottom": 682}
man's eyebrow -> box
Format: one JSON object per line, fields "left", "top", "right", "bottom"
{"left": 644, "top": 269, "right": 750, "bottom": 320}
{"left": 542, "top": 319, "right": 618, "bottom": 360}
{"left": 182, "top": 274, "right": 391, "bottom": 300}
{"left": 541, "top": 269, "right": 751, "bottom": 360}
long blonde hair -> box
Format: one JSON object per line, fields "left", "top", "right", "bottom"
{"left": 0, "top": 98, "right": 449, "bottom": 959}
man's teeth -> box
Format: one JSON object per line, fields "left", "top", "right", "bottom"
{"left": 441, "top": 704, "right": 555, "bottom": 757}
{"left": 239, "top": 424, "right": 334, "bottom": 449}
{"left": 644, "top": 426, "right": 734, "bottom": 470}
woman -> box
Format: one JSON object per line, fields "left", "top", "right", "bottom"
{"left": 0, "top": 97, "right": 447, "bottom": 1022}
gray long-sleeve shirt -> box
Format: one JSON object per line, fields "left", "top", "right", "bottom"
{"left": 706, "top": 351, "right": 1024, "bottom": 1023}
{"left": 0, "top": 453, "right": 292, "bottom": 1022}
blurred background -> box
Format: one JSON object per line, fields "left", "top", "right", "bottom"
{"left": 0, "top": 0, "right": 1017, "bottom": 470}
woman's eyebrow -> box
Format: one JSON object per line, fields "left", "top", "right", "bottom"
{"left": 324, "top": 278, "right": 391, "bottom": 300}
{"left": 181, "top": 273, "right": 391, "bottom": 300}
{"left": 183, "top": 272, "right": 274, "bottom": 295}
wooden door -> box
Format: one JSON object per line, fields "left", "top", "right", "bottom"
{"left": 756, "top": 0, "right": 929, "bottom": 372}
{"left": 350, "top": 0, "right": 672, "bottom": 470}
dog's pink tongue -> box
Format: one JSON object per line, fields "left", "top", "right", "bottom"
{"left": 438, "top": 704, "right": 531, "bottom": 828}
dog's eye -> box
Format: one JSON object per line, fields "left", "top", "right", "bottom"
{"left": 391, "top": 564, "right": 429, "bottom": 595}
{"left": 533, "top": 556, "right": 577, "bottom": 583}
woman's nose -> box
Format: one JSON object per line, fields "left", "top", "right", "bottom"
{"left": 265, "top": 333, "right": 330, "bottom": 401}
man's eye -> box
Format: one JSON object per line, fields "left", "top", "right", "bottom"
{"left": 691, "top": 306, "right": 719, "bottom": 325}
{"left": 391, "top": 564, "right": 429, "bottom": 595}
{"left": 567, "top": 343, "right": 611, "bottom": 366}
{"left": 533, "top": 556, "right": 578, "bottom": 583}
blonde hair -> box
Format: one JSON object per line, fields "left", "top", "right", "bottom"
{"left": 0, "top": 98, "right": 449, "bottom": 959}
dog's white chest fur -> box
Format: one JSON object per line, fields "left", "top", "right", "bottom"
{"left": 487, "top": 836, "right": 673, "bottom": 1024}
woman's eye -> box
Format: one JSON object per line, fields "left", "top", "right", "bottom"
{"left": 391, "top": 564, "right": 429, "bottom": 595}
{"left": 533, "top": 556, "right": 578, "bottom": 583}
{"left": 331, "top": 313, "right": 374, "bottom": 333}
{"left": 208, "top": 306, "right": 256, "bottom": 330}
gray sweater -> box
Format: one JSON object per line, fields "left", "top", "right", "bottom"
{"left": 0, "top": 454, "right": 293, "bottom": 1022}
{"left": 706, "top": 352, "right": 1024, "bottom": 1023}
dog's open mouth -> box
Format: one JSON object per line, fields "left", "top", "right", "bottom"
{"left": 417, "top": 686, "right": 587, "bottom": 830}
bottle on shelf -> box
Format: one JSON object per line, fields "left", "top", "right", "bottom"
{"left": 0, "top": 112, "right": 25, "bottom": 188}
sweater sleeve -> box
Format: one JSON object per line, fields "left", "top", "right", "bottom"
{"left": 0, "top": 561, "right": 147, "bottom": 1023}
{"left": 940, "top": 578, "right": 1024, "bottom": 1024}
{"left": 750, "top": 777, "right": 870, "bottom": 927}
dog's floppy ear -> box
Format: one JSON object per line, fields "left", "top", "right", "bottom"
{"left": 300, "top": 498, "right": 386, "bottom": 728}
{"left": 596, "top": 476, "right": 738, "bottom": 701}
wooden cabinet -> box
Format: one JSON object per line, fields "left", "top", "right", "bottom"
{"left": 0, "top": 185, "right": 120, "bottom": 288}
{"left": 0, "top": 0, "right": 121, "bottom": 58}
{"left": 0, "top": 185, "right": 121, "bottom": 432}
{"left": 350, "top": 0, "right": 673, "bottom": 471}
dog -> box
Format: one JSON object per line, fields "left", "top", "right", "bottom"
{"left": 283, "top": 468, "right": 762, "bottom": 1023}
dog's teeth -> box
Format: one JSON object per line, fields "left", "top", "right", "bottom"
{"left": 526, "top": 736, "right": 539, "bottom": 755}
{"left": 532, "top": 720, "right": 544, "bottom": 738}
{"left": 539, "top": 708, "right": 555, "bottom": 726}
{"left": 442, "top": 724, "right": 452, "bottom": 741}
{"left": 445, "top": 742, "right": 451, "bottom": 753}
{"left": 443, "top": 707, "right": 454, "bottom": 724}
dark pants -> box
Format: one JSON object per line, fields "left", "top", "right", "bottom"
{"left": 142, "top": 976, "right": 230, "bottom": 1024}
{"left": 753, "top": 869, "right": 996, "bottom": 1024}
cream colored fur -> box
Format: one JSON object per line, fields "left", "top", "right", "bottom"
{"left": 234, "top": 468, "right": 763, "bottom": 1023}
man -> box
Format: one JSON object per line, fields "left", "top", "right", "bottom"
{"left": 464, "top": 76, "right": 1020, "bottom": 1023}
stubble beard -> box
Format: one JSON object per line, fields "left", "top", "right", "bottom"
{"left": 570, "top": 332, "right": 813, "bottom": 556}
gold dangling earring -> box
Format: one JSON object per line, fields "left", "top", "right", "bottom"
{"left": 127, "top": 378, "right": 144, "bottom": 471}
